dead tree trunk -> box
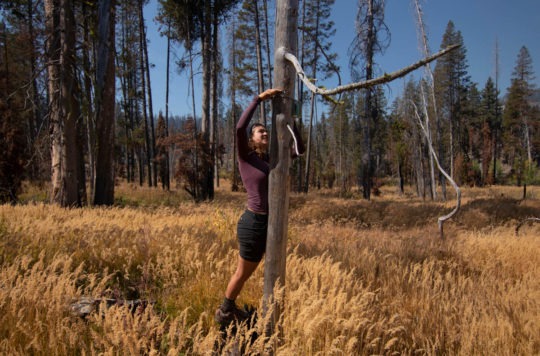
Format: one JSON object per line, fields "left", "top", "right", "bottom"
{"left": 140, "top": 0, "right": 157, "bottom": 187}
{"left": 82, "top": 0, "right": 96, "bottom": 195}
{"left": 138, "top": 0, "right": 152, "bottom": 187}
{"left": 263, "top": 0, "right": 298, "bottom": 341}
{"left": 296, "top": 0, "right": 306, "bottom": 193}
{"left": 253, "top": 0, "right": 267, "bottom": 125}
{"left": 46, "top": 0, "right": 85, "bottom": 207}
{"left": 211, "top": 7, "right": 218, "bottom": 192}
{"left": 230, "top": 18, "right": 239, "bottom": 192}
{"left": 414, "top": 0, "right": 437, "bottom": 200}
{"left": 303, "top": 92, "right": 315, "bottom": 193}
{"left": 201, "top": 0, "right": 212, "bottom": 200}
{"left": 164, "top": 23, "right": 171, "bottom": 190}
{"left": 93, "top": 0, "right": 116, "bottom": 205}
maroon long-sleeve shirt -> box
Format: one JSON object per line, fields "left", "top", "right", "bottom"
{"left": 237, "top": 96, "right": 269, "bottom": 213}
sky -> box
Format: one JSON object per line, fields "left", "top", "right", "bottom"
{"left": 144, "top": 0, "right": 540, "bottom": 119}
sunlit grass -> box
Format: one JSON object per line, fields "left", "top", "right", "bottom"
{"left": 0, "top": 181, "right": 539, "bottom": 354}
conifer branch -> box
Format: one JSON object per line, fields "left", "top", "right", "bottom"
{"left": 280, "top": 44, "right": 460, "bottom": 96}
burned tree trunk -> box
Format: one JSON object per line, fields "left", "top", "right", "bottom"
{"left": 93, "top": 0, "right": 116, "bottom": 205}
{"left": 46, "top": 0, "right": 85, "bottom": 207}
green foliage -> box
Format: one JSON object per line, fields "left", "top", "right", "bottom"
{"left": 503, "top": 46, "right": 538, "bottom": 184}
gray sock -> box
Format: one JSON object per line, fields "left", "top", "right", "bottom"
{"left": 222, "top": 297, "right": 236, "bottom": 312}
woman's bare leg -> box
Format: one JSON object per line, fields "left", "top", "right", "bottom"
{"left": 225, "top": 256, "right": 260, "bottom": 300}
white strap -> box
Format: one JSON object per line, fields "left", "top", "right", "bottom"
{"left": 287, "top": 123, "right": 302, "bottom": 156}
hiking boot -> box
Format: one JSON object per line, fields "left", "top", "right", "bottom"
{"left": 214, "top": 305, "right": 249, "bottom": 325}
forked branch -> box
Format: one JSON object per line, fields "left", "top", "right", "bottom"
{"left": 412, "top": 84, "right": 461, "bottom": 239}
{"left": 280, "top": 44, "right": 460, "bottom": 96}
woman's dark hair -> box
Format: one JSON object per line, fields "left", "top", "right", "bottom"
{"left": 248, "top": 123, "right": 268, "bottom": 159}
{"left": 249, "top": 123, "right": 266, "bottom": 139}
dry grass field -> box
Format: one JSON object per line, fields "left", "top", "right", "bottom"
{"left": 1, "top": 182, "right": 539, "bottom": 355}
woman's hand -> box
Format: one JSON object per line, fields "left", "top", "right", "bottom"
{"left": 258, "top": 88, "right": 282, "bottom": 101}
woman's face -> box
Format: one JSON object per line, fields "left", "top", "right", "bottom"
{"left": 251, "top": 126, "right": 268, "bottom": 148}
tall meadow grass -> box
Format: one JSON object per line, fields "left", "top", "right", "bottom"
{"left": 0, "top": 182, "right": 539, "bottom": 354}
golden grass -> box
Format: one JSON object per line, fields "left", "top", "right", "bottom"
{"left": 0, "top": 181, "right": 539, "bottom": 354}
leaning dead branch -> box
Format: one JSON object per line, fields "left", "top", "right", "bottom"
{"left": 515, "top": 217, "right": 540, "bottom": 237}
{"left": 412, "top": 84, "right": 461, "bottom": 239}
{"left": 280, "top": 44, "right": 460, "bottom": 96}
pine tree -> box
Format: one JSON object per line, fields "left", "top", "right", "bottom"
{"left": 480, "top": 77, "right": 499, "bottom": 185}
{"left": 503, "top": 46, "right": 537, "bottom": 185}
{"left": 433, "top": 20, "right": 470, "bottom": 179}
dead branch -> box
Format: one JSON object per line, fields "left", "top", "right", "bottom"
{"left": 515, "top": 217, "right": 540, "bottom": 237}
{"left": 280, "top": 44, "right": 460, "bottom": 96}
{"left": 412, "top": 83, "right": 461, "bottom": 239}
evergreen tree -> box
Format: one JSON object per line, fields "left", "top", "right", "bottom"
{"left": 503, "top": 46, "right": 537, "bottom": 185}
{"left": 433, "top": 20, "right": 470, "bottom": 179}
{"left": 480, "top": 77, "right": 499, "bottom": 185}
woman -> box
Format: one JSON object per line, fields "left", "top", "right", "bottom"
{"left": 215, "top": 88, "right": 304, "bottom": 325}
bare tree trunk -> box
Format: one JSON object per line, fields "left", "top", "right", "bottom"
{"left": 414, "top": 0, "right": 437, "bottom": 200}
{"left": 263, "top": 0, "right": 272, "bottom": 88}
{"left": 187, "top": 23, "right": 199, "bottom": 196}
{"left": 27, "top": 0, "right": 41, "bottom": 180}
{"left": 118, "top": 20, "right": 131, "bottom": 183}
{"left": 492, "top": 37, "right": 500, "bottom": 184}
{"left": 139, "top": 4, "right": 153, "bottom": 187}
{"left": 46, "top": 0, "right": 84, "bottom": 206}
{"left": 263, "top": 0, "right": 298, "bottom": 341}
{"left": 296, "top": 0, "right": 306, "bottom": 193}
{"left": 200, "top": 0, "right": 212, "bottom": 200}
{"left": 449, "top": 107, "right": 454, "bottom": 179}
{"left": 211, "top": 8, "right": 218, "bottom": 193}
{"left": 253, "top": 0, "right": 266, "bottom": 125}
{"left": 361, "top": 0, "right": 374, "bottom": 201}
{"left": 303, "top": 92, "right": 315, "bottom": 193}
{"left": 93, "top": 0, "right": 116, "bottom": 205}
{"left": 83, "top": 0, "right": 96, "bottom": 195}
{"left": 139, "top": 0, "right": 157, "bottom": 187}
{"left": 138, "top": 1, "right": 152, "bottom": 187}
{"left": 231, "top": 18, "right": 239, "bottom": 192}
{"left": 164, "top": 23, "right": 171, "bottom": 190}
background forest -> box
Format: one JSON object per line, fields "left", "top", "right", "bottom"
{"left": 1, "top": 0, "right": 539, "bottom": 204}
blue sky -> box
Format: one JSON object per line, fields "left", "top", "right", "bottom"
{"left": 145, "top": 0, "right": 540, "bottom": 118}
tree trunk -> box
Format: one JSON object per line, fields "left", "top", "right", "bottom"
{"left": 46, "top": 0, "right": 84, "bottom": 207}
{"left": 263, "top": 0, "right": 272, "bottom": 89}
{"left": 201, "top": 0, "right": 212, "bottom": 200}
{"left": 263, "top": 0, "right": 298, "bottom": 340}
{"left": 397, "top": 160, "right": 404, "bottom": 195}
{"left": 231, "top": 18, "right": 239, "bottom": 192}
{"left": 27, "top": 0, "right": 41, "bottom": 181}
{"left": 93, "top": 0, "right": 116, "bottom": 205}
{"left": 414, "top": 0, "right": 437, "bottom": 200}
{"left": 361, "top": 0, "right": 374, "bottom": 201}
{"left": 303, "top": 92, "right": 315, "bottom": 193}
{"left": 83, "top": 0, "right": 96, "bottom": 195}
{"left": 137, "top": 2, "right": 152, "bottom": 187}
{"left": 210, "top": 7, "right": 218, "bottom": 194}
{"left": 164, "top": 23, "right": 171, "bottom": 190}
{"left": 140, "top": 0, "right": 157, "bottom": 187}
{"left": 296, "top": 0, "right": 306, "bottom": 193}
{"left": 253, "top": 0, "right": 266, "bottom": 125}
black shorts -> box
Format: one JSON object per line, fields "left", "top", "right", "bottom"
{"left": 237, "top": 210, "right": 268, "bottom": 263}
